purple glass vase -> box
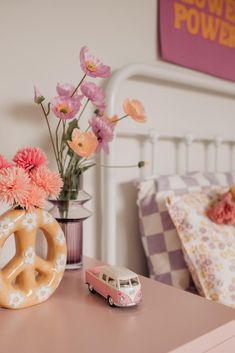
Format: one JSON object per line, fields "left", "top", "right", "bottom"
{"left": 48, "top": 191, "right": 92, "bottom": 270}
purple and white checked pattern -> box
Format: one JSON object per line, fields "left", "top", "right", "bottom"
{"left": 137, "top": 172, "right": 235, "bottom": 290}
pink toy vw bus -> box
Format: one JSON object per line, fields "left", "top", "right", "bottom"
{"left": 85, "top": 265, "right": 142, "bottom": 307}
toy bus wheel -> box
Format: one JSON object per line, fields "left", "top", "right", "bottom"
{"left": 108, "top": 296, "right": 115, "bottom": 307}
{"left": 88, "top": 284, "right": 95, "bottom": 293}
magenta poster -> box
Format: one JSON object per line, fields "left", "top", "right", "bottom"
{"left": 159, "top": 0, "right": 235, "bottom": 82}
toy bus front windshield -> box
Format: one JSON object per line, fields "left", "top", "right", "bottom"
{"left": 119, "top": 277, "right": 139, "bottom": 288}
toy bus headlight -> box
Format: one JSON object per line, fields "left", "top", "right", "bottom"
{"left": 118, "top": 292, "right": 125, "bottom": 301}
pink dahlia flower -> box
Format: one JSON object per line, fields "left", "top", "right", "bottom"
{"left": 0, "top": 167, "right": 30, "bottom": 206}
{"left": 95, "top": 102, "right": 106, "bottom": 115}
{"left": 13, "top": 147, "right": 48, "bottom": 172}
{"left": 80, "top": 46, "right": 111, "bottom": 78}
{"left": 31, "top": 165, "right": 63, "bottom": 198}
{"left": 51, "top": 95, "right": 82, "bottom": 120}
{"left": 25, "top": 183, "right": 47, "bottom": 210}
{"left": 56, "top": 83, "right": 76, "bottom": 97}
{"left": 89, "top": 116, "right": 114, "bottom": 154}
{"left": 81, "top": 82, "right": 106, "bottom": 111}
{"left": 0, "top": 154, "right": 11, "bottom": 169}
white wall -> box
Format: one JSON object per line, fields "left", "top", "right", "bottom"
{"left": 0, "top": 0, "right": 235, "bottom": 274}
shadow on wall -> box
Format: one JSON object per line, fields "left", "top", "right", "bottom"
{"left": 117, "top": 181, "right": 148, "bottom": 276}
{"left": 6, "top": 102, "right": 56, "bottom": 162}
{"left": 7, "top": 102, "right": 43, "bottom": 126}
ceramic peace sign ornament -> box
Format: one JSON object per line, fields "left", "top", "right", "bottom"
{"left": 0, "top": 208, "right": 66, "bottom": 309}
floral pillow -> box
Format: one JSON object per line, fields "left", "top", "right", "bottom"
{"left": 167, "top": 190, "right": 235, "bottom": 308}
{"left": 136, "top": 172, "right": 234, "bottom": 291}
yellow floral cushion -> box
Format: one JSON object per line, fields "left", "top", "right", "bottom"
{"left": 167, "top": 190, "right": 235, "bottom": 308}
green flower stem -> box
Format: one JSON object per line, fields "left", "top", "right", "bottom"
{"left": 63, "top": 146, "right": 70, "bottom": 170}
{"left": 65, "top": 153, "right": 77, "bottom": 176}
{"left": 71, "top": 74, "right": 86, "bottom": 97}
{"left": 78, "top": 161, "right": 141, "bottom": 169}
{"left": 40, "top": 102, "right": 61, "bottom": 172}
{"left": 55, "top": 119, "right": 62, "bottom": 169}
{"left": 47, "top": 102, "right": 51, "bottom": 115}
{"left": 77, "top": 98, "right": 90, "bottom": 123}
{"left": 97, "top": 163, "right": 140, "bottom": 168}
{"left": 61, "top": 120, "right": 66, "bottom": 170}
{"left": 111, "top": 114, "right": 128, "bottom": 124}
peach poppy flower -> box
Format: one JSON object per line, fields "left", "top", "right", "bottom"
{"left": 67, "top": 128, "right": 98, "bottom": 158}
{"left": 123, "top": 99, "right": 147, "bottom": 123}
{"left": 107, "top": 115, "right": 119, "bottom": 126}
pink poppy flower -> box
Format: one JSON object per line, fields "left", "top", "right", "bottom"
{"left": 0, "top": 154, "right": 11, "bottom": 169}
{"left": 81, "top": 82, "right": 106, "bottom": 109}
{"left": 67, "top": 128, "right": 98, "bottom": 158}
{"left": 89, "top": 116, "right": 114, "bottom": 154}
{"left": 51, "top": 96, "right": 82, "bottom": 120}
{"left": 0, "top": 167, "right": 30, "bottom": 206}
{"left": 123, "top": 99, "right": 147, "bottom": 123}
{"left": 80, "top": 46, "right": 111, "bottom": 78}
{"left": 31, "top": 165, "right": 63, "bottom": 198}
{"left": 56, "top": 83, "right": 76, "bottom": 97}
{"left": 13, "top": 147, "right": 48, "bottom": 172}
{"left": 34, "top": 86, "right": 45, "bottom": 104}
{"left": 96, "top": 102, "right": 106, "bottom": 115}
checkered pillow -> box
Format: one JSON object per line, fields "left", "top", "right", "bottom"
{"left": 137, "top": 172, "right": 235, "bottom": 290}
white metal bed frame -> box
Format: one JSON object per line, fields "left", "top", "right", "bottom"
{"left": 102, "top": 63, "right": 235, "bottom": 265}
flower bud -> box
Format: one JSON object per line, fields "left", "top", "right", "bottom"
{"left": 34, "top": 86, "right": 45, "bottom": 104}
{"left": 138, "top": 160, "right": 148, "bottom": 168}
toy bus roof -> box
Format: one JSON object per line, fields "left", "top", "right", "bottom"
{"left": 102, "top": 266, "right": 138, "bottom": 280}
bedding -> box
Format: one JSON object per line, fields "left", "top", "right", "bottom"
{"left": 137, "top": 172, "right": 235, "bottom": 291}
{"left": 167, "top": 190, "right": 235, "bottom": 308}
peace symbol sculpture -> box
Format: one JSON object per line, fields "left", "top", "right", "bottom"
{"left": 0, "top": 208, "right": 67, "bottom": 309}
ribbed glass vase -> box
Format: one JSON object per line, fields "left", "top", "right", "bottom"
{"left": 48, "top": 189, "right": 92, "bottom": 270}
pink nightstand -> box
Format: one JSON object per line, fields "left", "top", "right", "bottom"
{"left": 1, "top": 257, "right": 235, "bottom": 353}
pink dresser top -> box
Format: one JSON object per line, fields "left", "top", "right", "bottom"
{"left": 1, "top": 257, "right": 235, "bottom": 353}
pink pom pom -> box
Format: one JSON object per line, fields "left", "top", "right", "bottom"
{"left": 24, "top": 183, "right": 47, "bottom": 210}
{"left": 31, "top": 165, "right": 63, "bottom": 198}
{"left": 13, "top": 147, "right": 48, "bottom": 172}
{"left": 0, "top": 167, "right": 30, "bottom": 206}
{"left": 0, "top": 154, "right": 11, "bottom": 169}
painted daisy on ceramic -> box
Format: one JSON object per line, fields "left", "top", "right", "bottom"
{"left": 23, "top": 247, "right": 35, "bottom": 265}
{"left": 8, "top": 291, "right": 26, "bottom": 308}
{"left": 55, "top": 254, "right": 66, "bottom": 273}
{"left": 56, "top": 229, "right": 65, "bottom": 245}
{"left": 33, "top": 46, "right": 147, "bottom": 201}
{"left": 36, "top": 286, "right": 52, "bottom": 302}
{"left": 0, "top": 217, "right": 14, "bottom": 238}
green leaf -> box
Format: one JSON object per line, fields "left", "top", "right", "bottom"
{"left": 65, "top": 119, "right": 79, "bottom": 141}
